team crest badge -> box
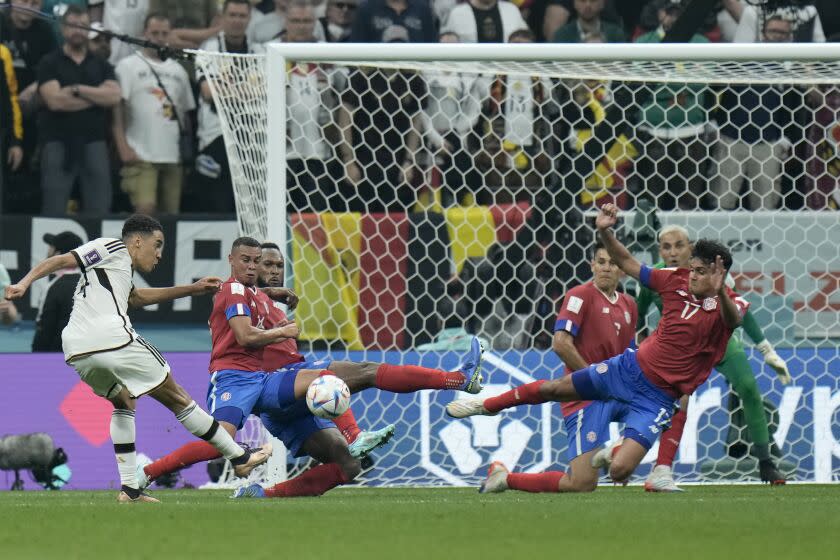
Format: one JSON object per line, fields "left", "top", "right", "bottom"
{"left": 703, "top": 298, "right": 717, "bottom": 311}
{"left": 221, "top": 392, "right": 232, "bottom": 402}
{"left": 596, "top": 363, "right": 608, "bottom": 374}
{"left": 586, "top": 431, "right": 597, "bottom": 443}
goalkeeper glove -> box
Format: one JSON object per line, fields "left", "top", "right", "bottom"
{"left": 756, "top": 340, "right": 792, "bottom": 385}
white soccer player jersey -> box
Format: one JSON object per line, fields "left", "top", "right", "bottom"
{"left": 62, "top": 238, "right": 135, "bottom": 362}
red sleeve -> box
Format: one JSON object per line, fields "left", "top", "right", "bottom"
{"left": 219, "top": 283, "right": 252, "bottom": 321}
{"left": 555, "top": 286, "right": 588, "bottom": 336}
{"left": 639, "top": 264, "right": 681, "bottom": 293}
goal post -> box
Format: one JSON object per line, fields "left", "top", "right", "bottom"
{"left": 195, "top": 43, "right": 840, "bottom": 486}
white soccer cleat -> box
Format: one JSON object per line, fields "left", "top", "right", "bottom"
{"left": 478, "top": 461, "right": 509, "bottom": 494}
{"left": 445, "top": 397, "right": 497, "bottom": 419}
{"left": 136, "top": 454, "right": 153, "bottom": 490}
{"left": 644, "top": 464, "right": 685, "bottom": 493}
{"left": 232, "top": 442, "right": 273, "bottom": 478}
{"left": 348, "top": 424, "right": 396, "bottom": 458}
{"left": 591, "top": 437, "right": 623, "bottom": 471}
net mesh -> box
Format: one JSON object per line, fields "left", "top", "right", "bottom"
{"left": 195, "top": 50, "right": 840, "bottom": 486}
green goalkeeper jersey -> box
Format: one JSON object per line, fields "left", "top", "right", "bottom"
{"left": 635, "top": 261, "right": 766, "bottom": 346}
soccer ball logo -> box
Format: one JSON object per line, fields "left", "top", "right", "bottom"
{"left": 306, "top": 375, "right": 351, "bottom": 419}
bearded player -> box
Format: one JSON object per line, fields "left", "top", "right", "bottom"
{"left": 137, "top": 242, "right": 396, "bottom": 487}
{"left": 639, "top": 225, "right": 789, "bottom": 491}
{"left": 479, "top": 240, "right": 638, "bottom": 494}
{"left": 447, "top": 203, "right": 748, "bottom": 485}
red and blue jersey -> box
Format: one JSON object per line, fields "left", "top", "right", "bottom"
{"left": 263, "top": 300, "right": 305, "bottom": 371}
{"left": 554, "top": 281, "right": 637, "bottom": 416}
{"left": 636, "top": 266, "right": 749, "bottom": 397}
{"left": 208, "top": 277, "right": 272, "bottom": 373}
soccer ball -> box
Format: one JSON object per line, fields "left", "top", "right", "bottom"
{"left": 306, "top": 375, "right": 351, "bottom": 419}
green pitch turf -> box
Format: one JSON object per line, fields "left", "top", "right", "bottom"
{"left": 1, "top": 486, "right": 838, "bottom": 560}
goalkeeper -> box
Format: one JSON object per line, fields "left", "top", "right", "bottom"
{"left": 639, "top": 225, "right": 790, "bottom": 492}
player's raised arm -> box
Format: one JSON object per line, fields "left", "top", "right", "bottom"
{"left": 595, "top": 203, "right": 641, "bottom": 281}
{"left": 228, "top": 315, "right": 299, "bottom": 349}
{"left": 3, "top": 253, "right": 77, "bottom": 300}
{"left": 128, "top": 277, "right": 223, "bottom": 308}
{"left": 712, "top": 255, "right": 744, "bottom": 330}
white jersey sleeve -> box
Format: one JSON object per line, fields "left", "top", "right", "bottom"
{"left": 71, "top": 238, "right": 127, "bottom": 272}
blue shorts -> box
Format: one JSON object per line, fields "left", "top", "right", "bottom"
{"left": 260, "top": 401, "right": 335, "bottom": 458}
{"left": 562, "top": 400, "right": 629, "bottom": 462}
{"left": 207, "top": 359, "right": 332, "bottom": 429}
{"left": 570, "top": 348, "right": 678, "bottom": 450}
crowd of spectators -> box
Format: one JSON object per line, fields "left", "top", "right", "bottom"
{"left": 1, "top": 0, "right": 840, "bottom": 217}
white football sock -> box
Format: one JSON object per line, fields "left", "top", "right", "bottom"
{"left": 175, "top": 401, "right": 245, "bottom": 461}
{"left": 111, "top": 409, "right": 137, "bottom": 489}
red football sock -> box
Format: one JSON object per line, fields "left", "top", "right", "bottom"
{"left": 144, "top": 441, "right": 221, "bottom": 480}
{"left": 264, "top": 463, "right": 348, "bottom": 498}
{"left": 375, "top": 364, "right": 464, "bottom": 393}
{"left": 657, "top": 408, "right": 688, "bottom": 467}
{"left": 507, "top": 471, "right": 565, "bottom": 493}
{"left": 333, "top": 408, "right": 362, "bottom": 444}
{"left": 483, "top": 380, "right": 548, "bottom": 413}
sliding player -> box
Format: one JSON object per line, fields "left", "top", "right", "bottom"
{"left": 448, "top": 203, "right": 747, "bottom": 485}
{"left": 639, "top": 226, "right": 789, "bottom": 491}
{"left": 480, "top": 241, "right": 637, "bottom": 494}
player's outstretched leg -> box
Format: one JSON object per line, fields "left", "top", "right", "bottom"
{"left": 447, "top": 373, "right": 581, "bottom": 419}
{"left": 332, "top": 407, "right": 396, "bottom": 458}
{"left": 147, "top": 374, "right": 271, "bottom": 477}
{"left": 645, "top": 397, "right": 689, "bottom": 493}
{"left": 234, "top": 429, "right": 360, "bottom": 499}
{"left": 108, "top": 389, "right": 160, "bottom": 503}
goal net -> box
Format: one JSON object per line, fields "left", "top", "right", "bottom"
{"left": 195, "top": 43, "right": 840, "bottom": 486}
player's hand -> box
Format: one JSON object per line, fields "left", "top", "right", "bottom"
{"left": 756, "top": 340, "right": 792, "bottom": 385}
{"left": 4, "top": 283, "right": 28, "bottom": 301}
{"left": 277, "top": 321, "right": 300, "bottom": 339}
{"left": 262, "top": 287, "right": 299, "bottom": 310}
{"left": 595, "top": 203, "right": 618, "bottom": 231}
{"left": 710, "top": 255, "right": 727, "bottom": 294}
{"left": 192, "top": 276, "right": 223, "bottom": 295}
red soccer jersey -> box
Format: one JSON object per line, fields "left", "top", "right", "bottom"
{"left": 636, "top": 266, "right": 749, "bottom": 397}
{"left": 208, "top": 278, "right": 272, "bottom": 373}
{"left": 262, "top": 300, "right": 305, "bottom": 371}
{"left": 554, "top": 281, "right": 638, "bottom": 416}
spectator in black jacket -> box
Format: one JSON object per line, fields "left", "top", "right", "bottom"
{"left": 32, "top": 230, "right": 83, "bottom": 352}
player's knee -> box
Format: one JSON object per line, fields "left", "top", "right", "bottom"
{"left": 609, "top": 461, "right": 633, "bottom": 483}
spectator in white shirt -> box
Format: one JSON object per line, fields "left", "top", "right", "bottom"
{"left": 89, "top": 0, "right": 150, "bottom": 65}
{"left": 442, "top": 0, "right": 528, "bottom": 43}
{"left": 113, "top": 13, "right": 196, "bottom": 214}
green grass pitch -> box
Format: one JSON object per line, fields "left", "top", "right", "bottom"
{"left": 1, "top": 486, "right": 838, "bottom": 560}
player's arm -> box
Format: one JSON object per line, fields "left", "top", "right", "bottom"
{"left": 741, "top": 308, "right": 792, "bottom": 384}
{"left": 595, "top": 203, "right": 642, "bottom": 281}
{"left": 713, "top": 256, "right": 743, "bottom": 329}
{"left": 228, "top": 315, "right": 299, "bottom": 349}
{"left": 128, "top": 277, "right": 223, "bottom": 308}
{"left": 552, "top": 331, "right": 589, "bottom": 372}
{"left": 3, "top": 253, "right": 77, "bottom": 300}
{"left": 260, "top": 287, "right": 299, "bottom": 310}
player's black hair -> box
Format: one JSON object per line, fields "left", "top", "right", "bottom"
{"left": 691, "top": 239, "right": 733, "bottom": 271}
{"left": 590, "top": 239, "right": 607, "bottom": 260}
{"left": 232, "top": 236, "right": 261, "bottom": 251}
{"left": 121, "top": 214, "right": 163, "bottom": 239}
{"left": 260, "top": 242, "right": 281, "bottom": 252}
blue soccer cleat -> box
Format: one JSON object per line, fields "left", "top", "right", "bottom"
{"left": 231, "top": 483, "right": 266, "bottom": 499}
{"left": 348, "top": 424, "right": 396, "bottom": 458}
{"left": 457, "top": 337, "right": 485, "bottom": 394}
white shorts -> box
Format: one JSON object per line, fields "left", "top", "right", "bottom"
{"left": 70, "top": 338, "right": 171, "bottom": 399}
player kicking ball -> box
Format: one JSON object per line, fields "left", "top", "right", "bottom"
{"left": 480, "top": 240, "right": 638, "bottom": 494}
{"left": 3, "top": 215, "right": 271, "bottom": 503}
{"left": 448, "top": 203, "right": 748, "bottom": 486}
{"left": 136, "top": 242, "right": 396, "bottom": 487}
{"left": 146, "top": 237, "right": 483, "bottom": 499}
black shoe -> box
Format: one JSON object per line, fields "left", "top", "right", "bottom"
{"left": 759, "top": 459, "right": 787, "bottom": 485}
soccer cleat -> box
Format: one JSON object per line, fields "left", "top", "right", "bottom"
{"left": 348, "top": 424, "right": 396, "bottom": 459}
{"left": 479, "top": 461, "right": 510, "bottom": 494}
{"left": 644, "top": 464, "right": 685, "bottom": 493}
{"left": 457, "top": 337, "right": 485, "bottom": 394}
{"left": 591, "top": 438, "right": 623, "bottom": 471}
{"left": 759, "top": 459, "right": 787, "bottom": 485}
{"left": 117, "top": 487, "right": 160, "bottom": 503}
{"left": 232, "top": 442, "right": 273, "bottom": 478}
{"left": 231, "top": 483, "right": 266, "bottom": 499}
{"left": 135, "top": 455, "right": 153, "bottom": 490}
{"left": 445, "top": 397, "right": 497, "bottom": 419}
